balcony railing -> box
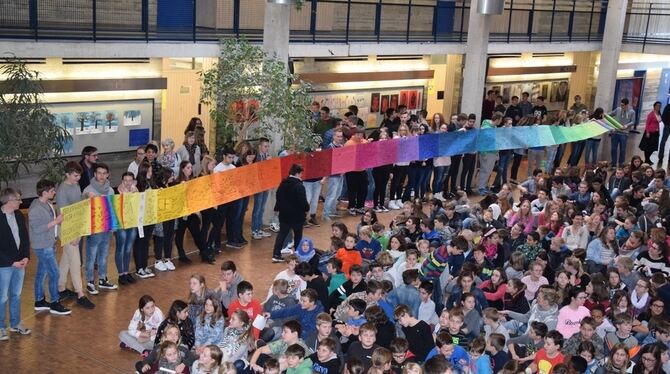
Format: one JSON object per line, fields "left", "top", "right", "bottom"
{"left": 0, "top": 0, "right": 666, "bottom": 47}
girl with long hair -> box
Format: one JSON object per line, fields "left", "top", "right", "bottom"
{"left": 119, "top": 295, "right": 164, "bottom": 354}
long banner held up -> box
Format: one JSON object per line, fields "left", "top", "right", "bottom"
{"left": 59, "top": 121, "right": 611, "bottom": 243}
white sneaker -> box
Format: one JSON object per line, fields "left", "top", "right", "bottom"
{"left": 136, "top": 268, "right": 150, "bottom": 279}
{"left": 252, "top": 231, "right": 264, "bottom": 240}
{"left": 281, "top": 243, "right": 293, "bottom": 255}
{"left": 144, "top": 267, "right": 156, "bottom": 277}
{"left": 434, "top": 192, "right": 443, "bottom": 201}
{"left": 388, "top": 200, "right": 398, "bottom": 210}
{"left": 154, "top": 261, "right": 167, "bottom": 272}
{"left": 259, "top": 230, "right": 272, "bottom": 237}
{"left": 164, "top": 260, "right": 175, "bottom": 271}
{"left": 269, "top": 222, "right": 280, "bottom": 233}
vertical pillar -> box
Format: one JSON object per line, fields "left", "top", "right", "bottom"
{"left": 594, "top": 0, "right": 628, "bottom": 111}
{"left": 263, "top": 1, "right": 291, "bottom": 65}
{"left": 460, "top": 0, "right": 491, "bottom": 123}
{"left": 262, "top": 0, "right": 292, "bottom": 223}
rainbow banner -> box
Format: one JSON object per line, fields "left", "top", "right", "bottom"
{"left": 59, "top": 121, "right": 611, "bottom": 243}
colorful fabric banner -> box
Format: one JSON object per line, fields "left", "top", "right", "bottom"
{"left": 57, "top": 121, "right": 610, "bottom": 243}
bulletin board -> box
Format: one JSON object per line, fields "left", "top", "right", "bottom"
{"left": 311, "top": 86, "right": 425, "bottom": 128}
{"left": 47, "top": 99, "right": 155, "bottom": 156}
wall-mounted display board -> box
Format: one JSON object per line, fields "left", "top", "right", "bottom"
{"left": 47, "top": 99, "right": 155, "bottom": 155}
{"left": 311, "top": 86, "right": 425, "bottom": 128}
{"left": 485, "top": 80, "right": 569, "bottom": 112}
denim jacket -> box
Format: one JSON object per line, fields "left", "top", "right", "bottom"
{"left": 388, "top": 284, "right": 422, "bottom": 318}
{"left": 194, "top": 315, "right": 225, "bottom": 347}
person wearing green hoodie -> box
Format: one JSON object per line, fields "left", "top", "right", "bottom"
{"left": 476, "top": 112, "right": 503, "bottom": 195}
{"left": 285, "top": 344, "right": 313, "bottom": 374}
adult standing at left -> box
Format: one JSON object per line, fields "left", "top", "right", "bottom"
{"left": 0, "top": 188, "right": 31, "bottom": 340}
{"left": 658, "top": 99, "right": 670, "bottom": 167}
{"left": 609, "top": 98, "right": 637, "bottom": 167}
{"left": 639, "top": 101, "right": 662, "bottom": 165}
{"left": 271, "top": 164, "right": 309, "bottom": 263}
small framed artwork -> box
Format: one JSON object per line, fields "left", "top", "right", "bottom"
{"left": 390, "top": 94, "right": 399, "bottom": 110}
{"left": 380, "top": 95, "right": 389, "bottom": 113}
{"left": 370, "top": 93, "right": 380, "bottom": 113}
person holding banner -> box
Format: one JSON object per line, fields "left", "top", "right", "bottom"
{"left": 82, "top": 163, "right": 118, "bottom": 294}
{"left": 609, "top": 98, "right": 637, "bottom": 168}
{"left": 272, "top": 164, "right": 309, "bottom": 263}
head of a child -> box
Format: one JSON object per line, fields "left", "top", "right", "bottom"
{"left": 345, "top": 233, "right": 358, "bottom": 250}
{"left": 420, "top": 219, "right": 434, "bottom": 234}
{"left": 460, "top": 293, "right": 476, "bottom": 312}
{"left": 285, "top": 344, "right": 306, "bottom": 368}
{"left": 220, "top": 260, "right": 237, "bottom": 284}
{"left": 449, "top": 235, "right": 468, "bottom": 256}
{"left": 578, "top": 341, "right": 596, "bottom": 364}
{"left": 389, "top": 338, "right": 410, "bottom": 364}
{"left": 168, "top": 300, "right": 189, "bottom": 323}
{"left": 138, "top": 294, "right": 156, "bottom": 320}
{"left": 272, "top": 279, "right": 289, "bottom": 298}
{"left": 590, "top": 305, "right": 606, "bottom": 326}
{"left": 263, "top": 358, "right": 280, "bottom": 374}
{"left": 189, "top": 273, "right": 206, "bottom": 296}
{"left": 316, "top": 313, "right": 333, "bottom": 337}
{"left": 285, "top": 254, "right": 299, "bottom": 273}
{"left": 359, "top": 225, "right": 373, "bottom": 242}
{"left": 448, "top": 308, "right": 464, "bottom": 333}
{"left": 369, "top": 262, "right": 385, "bottom": 281}
{"left": 299, "top": 289, "right": 317, "bottom": 310}
{"left": 419, "top": 281, "right": 434, "bottom": 303}
{"left": 159, "top": 340, "right": 180, "bottom": 364}
{"left": 578, "top": 317, "right": 597, "bottom": 340}
{"left": 468, "top": 337, "right": 487, "bottom": 361}
{"left": 359, "top": 322, "right": 378, "bottom": 349}
{"left": 435, "top": 332, "right": 456, "bottom": 359}
{"left": 200, "top": 296, "right": 222, "bottom": 324}
{"left": 236, "top": 281, "right": 254, "bottom": 305}
{"left": 327, "top": 258, "right": 343, "bottom": 275}
{"left": 624, "top": 215, "right": 636, "bottom": 231}
{"left": 348, "top": 298, "right": 367, "bottom": 319}
{"left": 438, "top": 309, "right": 450, "bottom": 329}
{"left": 350, "top": 265, "right": 364, "bottom": 285}
{"left": 417, "top": 240, "right": 430, "bottom": 257}
{"left": 526, "top": 231, "right": 539, "bottom": 246}
{"left": 345, "top": 358, "right": 366, "bottom": 374}
{"left": 198, "top": 345, "right": 223, "bottom": 371}
{"left": 402, "top": 269, "right": 421, "bottom": 287}
{"left": 405, "top": 249, "right": 419, "bottom": 269}
{"left": 281, "top": 320, "right": 302, "bottom": 345}
{"left": 528, "top": 321, "right": 548, "bottom": 341}
{"left": 163, "top": 323, "right": 181, "bottom": 344}
{"left": 365, "top": 280, "right": 384, "bottom": 303}
{"left": 655, "top": 320, "right": 670, "bottom": 344}
{"left": 615, "top": 257, "right": 634, "bottom": 275}
{"left": 372, "top": 347, "right": 393, "bottom": 371}
{"left": 296, "top": 262, "right": 318, "bottom": 282}
{"left": 317, "top": 337, "right": 337, "bottom": 362}
{"left": 393, "top": 305, "right": 414, "bottom": 328}
{"left": 482, "top": 307, "right": 499, "bottom": 327}
{"left": 487, "top": 333, "right": 505, "bottom": 354}
{"left": 544, "top": 330, "right": 564, "bottom": 356}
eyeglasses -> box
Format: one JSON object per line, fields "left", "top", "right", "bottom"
{"left": 642, "top": 356, "right": 656, "bottom": 363}
{"left": 651, "top": 303, "right": 664, "bottom": 308}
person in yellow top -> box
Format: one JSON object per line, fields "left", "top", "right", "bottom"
{"left": 344, "top": 128, "right": 369, "bottom": 216}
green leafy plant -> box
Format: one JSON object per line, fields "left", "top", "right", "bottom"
{"left": 200, "top": 39, "right": 319, "bottom": 152}
{"left": 0, "top": 57, "right": 71, "bottom": 186}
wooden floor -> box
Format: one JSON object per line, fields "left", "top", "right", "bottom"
{"left": 0, "top": 208, "right": 371, "bottom": 373}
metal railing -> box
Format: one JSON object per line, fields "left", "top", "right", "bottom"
{"left": 0, "top": 0, "right": 666, "bottom": 47}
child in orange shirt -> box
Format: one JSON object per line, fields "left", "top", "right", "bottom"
{"left": 227, "top": 281, "right": 263, "bottom": 339}
{"left": 336, "top": 233, "right": 363, "bottom": 277}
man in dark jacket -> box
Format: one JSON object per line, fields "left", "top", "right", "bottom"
{"left": 658, "top": 100, "right": 670, "bottom": 167}
{"left": 272, "top": 164, "right": 309, "bottom": 262}
{"left": 77, "top": 145, "right": 98, "bottom": 191}
{"left": 0, "top": 187, "right": 32, "bottom": 339}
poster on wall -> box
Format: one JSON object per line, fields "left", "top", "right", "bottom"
{"left": 486, "top": 80, "right": 569, "bottom": 112}
{"left": 614, "top": 77, "right": 644, "bottom": 124}
{"left": 46, "top": 99, "right": 154, "bottom": 155}
{"left": 380, "top": 95, "right": 389, "bottom": 113}
{"left": 399, "top": 91, "right": 409, "bottom": 107}
{"left": 370, "top": 93, "right": 380, "bottom": 113}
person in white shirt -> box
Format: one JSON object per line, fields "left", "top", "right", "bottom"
{"left": 127, "top": 146, "right": 146, "bottom": 177}
{"left": 211, "top": 147, "right": 244, "bottom": 251}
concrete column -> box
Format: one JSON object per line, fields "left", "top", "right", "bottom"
{"left": 460, "top": 0, "right": 491, "bottom": 123}
{"left": 594, "top": 0, "right": 628, "bottom": 111}
{"left": 263, "top": 1, "right": 291, "bottom": 65}
{"left": 262, "top": 1, "right": 292, "bottom": 225}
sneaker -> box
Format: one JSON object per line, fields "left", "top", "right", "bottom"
{"left": 271, "top": 257, "right": 284, "bottom": 263}
{"left": 98, "top": 278, "right": 118, "bottom": 290}
{"left": 154, "top": 260, "right": 167, "bottom": 272}
{"left": 136, "top": 269, "right": 151, "bottom": 279}
{"left": 387, "top": 200, "right": 397, "bottom": 210}
{"left": 227, "top": 242, "right": 244, "bottom": 249}
{"left": 355, "top": 208, "right": 366, "bottom": 214}
{"left": 269, "top": 222, "right": 280, "bottom": 233}
{"left": 349, "top": 208, "right": 357, "bottom": 216}
{"left": 120, "top": 342, "right": 128, "bottom": 350}
{"left": 59, "top": 289, "right": 77, "bottom": 300}
{"left": 328, "top": 212, "right": 343, "bottom": 218}
{"left": 280, "top": 245, "right": 293, "bottom": 255}
{"left": 381, "top": 205, "right": 390, "bottom": 212}
{"left": 118, "top": 275, "right": 128, "bottom": 286}
{"left": 308, "top": 216, "right": 319, "bottom": 227}
{"left": 143, "top": 268, "right": 155, "bottom": 278}
{"left": 9, "top": 324, "right": 31, "bottom": 335}
{"left": 77, "top": 296, "right": 95, "bottom": 309}
{"left": 49, "top": 302, "right": 72, "bottom": 315}
{"left": 125, "top": 273, "right": 137, "bottom": 284}
{"left": 258, "top": 230, "right": 272, "bottom": 237}
{"left": 252, "top": 231, "right": 264, "bottom": 240}
{"left": 178, "top": 256, "right": 192, "bottom": 264}
{"left": 373, "top": 206, "right": 383, "bottom": 213}
{"left": 0, "top": 329, "right": 7, "bottom": 341}
{"left": 164, "top": 260, "right": 175, "bottom": 271}
{"left": 86, "top": 282, "right": 99, "bottom": 295}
